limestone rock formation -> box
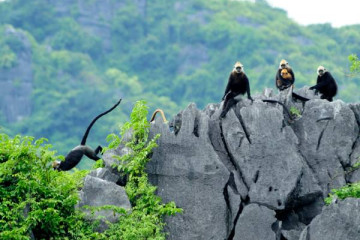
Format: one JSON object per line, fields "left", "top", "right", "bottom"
{"left": 77, "top": 175, "right": 131, "bottom": 232}
{"left": 145, "top": 87, "right": 360, "bottom": 240}
{"left": 81, "top": 87, "right": 360, "bottom": 239}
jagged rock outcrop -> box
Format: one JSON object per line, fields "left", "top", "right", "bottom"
{"left": 144, "top": 87, "right": 360, "bottom": 240}
{"left": 0, "top": 26, "right": 33, "bottom": 123}
{"left": 80, "top": 87, "right": 360, "bottom": 239}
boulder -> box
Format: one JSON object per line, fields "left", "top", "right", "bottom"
{"left": 77, "top": 175, "right": 131, "bottom": 232}
{"left": 299, "top": 198, "right": 360, "bottom": 240}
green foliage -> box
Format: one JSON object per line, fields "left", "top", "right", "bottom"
{"left": 1, "top": 0, "right": 360, "bottom": 160}
{"left": 0, "top": 134, "right": 95, "bottom": 239}
{"left": 0, "top": 102, "right": 181, "bottom": 239}
{"left": 349, "top": 54, "right": 360, "bottom": 73}
{"left": 0, "top": 44, "right": 16, "bottom": 68}
{"left": 93, "top": 159, "right": 105, "bottom": 169}
{"left": 290, "top": 106, "right": 301, "bottom": 118}
{"left": 104, "top": 100, "right": 182, "bottom": 239}
{"left": 325, "top": 182, "right": 360, "bottom": 205}
{"left": 325, "top": 159, "right": 360, "bottom": 204}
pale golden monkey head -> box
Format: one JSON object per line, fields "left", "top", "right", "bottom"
{"left": 317, "top": 65, "right": 326, "bottom": 76}
{"left": 281, "top": 68, "right": 291, "bottom": 79}
{"left": 234, "top": 61, "right": 244, "bottom": 73}
{"left": 279, "top": 59, "right": 288, "bottom": 69}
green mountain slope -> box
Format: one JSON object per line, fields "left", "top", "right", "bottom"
{"left": 0, "top": 0, "right": 359, "bottom": 167}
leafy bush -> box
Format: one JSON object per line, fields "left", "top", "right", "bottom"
{"left": 0, "top": 134, "right": 94, "bottom": 239}
{"left": 0, "top": 100, "right": 181, "bottom": 239}
{"left": 349, "top": 54, "right": 360, "bottom": 73}
{"left": 325, "top": 182, "right": 360, "bottom": 204}
{"left": 325, "top": 160, "right": 360, "bottom": 204}
{"left": 103, "top": 100, "right": 182, "bottom": 239}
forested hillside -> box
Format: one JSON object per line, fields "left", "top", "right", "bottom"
{"left": 0, "top": 0, "right": 359, "bottom": 168}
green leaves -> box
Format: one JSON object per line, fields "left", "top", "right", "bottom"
{"left": 325, "top": 159, "right": 360, "bottom": 204}
{"left": 0, "top": 133, "right": 94, "bottom": 239}
{"left": 325, "top": 182, "right": 360, "bottom": 205}
{"left": 349, "top": 54, "right": 360, "bottom": 73}
{"left": 290, "top": 106, "right": 301, "bottom": 118}
{"left": 102, "top": 100, "right": 182, "bottom": 239}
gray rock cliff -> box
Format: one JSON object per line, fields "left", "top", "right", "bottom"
{"left": 80, "top": 87, "right": 360, "bottom": 239}
{"left": 145, "top": 87, "right": 360, "bottom": 240}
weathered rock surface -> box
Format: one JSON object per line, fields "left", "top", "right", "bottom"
{"left": 81, "top": 87, "right": 360, "bottom": 239}
{"left": 77, "top": 175, "right": 131, "bottom": 232}
{"left": 299, "top": 198, "right": 360, "bottom": 240}
{"left": 234, "top": 204, "right": 277, "bottom": 240}
{"left": 147, "top": 104, "right": 230, "bottom": 240}
{"left": 144, "top": 87, "right": 360, "bottom": 240}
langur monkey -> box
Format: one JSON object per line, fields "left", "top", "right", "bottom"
{"left": 53, "top": 99, "right": 122, "bottom": 171}
{"left": 276, "top": 59, "right": 295, "bottom": 91}
{"left": 309, "top": 66, "right": 338, "bottom": 102}
{"left": 220, "top": 61, "right": 253, "bottom": 118}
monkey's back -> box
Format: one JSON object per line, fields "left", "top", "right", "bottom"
{"left": 59, "top": 149, "right": 84, "bottom": 171}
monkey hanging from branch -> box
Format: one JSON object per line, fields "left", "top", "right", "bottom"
{"left": 53, "top": 99, "right": 122, "bottom": 171}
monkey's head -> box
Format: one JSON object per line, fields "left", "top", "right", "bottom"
{"left": 52, "top": 160, "right": 61, "bottom": 170}
{"left": 280, "top": 68, "right": 291, "bottom": 79}
{"left": 317, "top": 66, "right": 326, "bottom": 76}
{"left": 279, "top": 59, "right": 288, "bottom": 69}
{"left": 233, "top": 61, "right": 244, "bottom": 73}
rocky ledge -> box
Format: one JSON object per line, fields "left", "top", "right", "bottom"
{"left": 81, "top": 87, "right": 360, "bottom": 240}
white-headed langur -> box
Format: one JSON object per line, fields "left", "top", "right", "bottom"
{"left": 220, "top": 61, "right": 253, "bottom": 118}
{"left": 53, "top": 99, "right": 122, "bottom": 171}
{"left": 275, "top": 59, "right": 295, "bottom": 91}
{"left": 309, "top": 66, "right": 338, "bottom": 102}
{"left": 275, "top": 59, "right": 309, "bottom": 102}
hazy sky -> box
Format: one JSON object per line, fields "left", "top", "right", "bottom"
{"left": 266, "top": 0, "right": 360, "bottom": 27}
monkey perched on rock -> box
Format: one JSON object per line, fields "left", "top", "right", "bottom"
{"left": 275, "top": 60, "right": 309, "bottom": 102}
{"left": 220, "top": 61, "right": 253, "bottom": 118}
{"left": 53, "top": 99, "right": 122, "bottom": 171}
{"left": 309, "top": 66, "right": 338, "bottom": 102}
{"left": 275, "top": 59, "right": 295, "bottom": 91}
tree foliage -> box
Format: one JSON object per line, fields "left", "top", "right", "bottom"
{"left": 0, "top": 134, "right": 94, "bottom": 239}
{"left": 0, "top": 0, "right": 360, "bottom": 165}
{"left": 0, "top": 101, "right": 181, "bottom": 239}
{"left": 103, "top": 100, "right": 182, "bottom": 239}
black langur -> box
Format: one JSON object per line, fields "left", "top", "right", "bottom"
{"left": 275, "top": 59, "right": 295, "bottom": 91}
{"left": 220, "top": 61, "right": 253, "bottom": 118}
{"left": 150, "top": 109, "right": 167, "bottom": 123}
{"left": 309, "top": 66, "right": 338, "bottom": 102}
{"left": 53, "top": 99, "right": 122, "bottom": 171}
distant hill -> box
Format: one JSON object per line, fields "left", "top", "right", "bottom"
{"left": 0, "top": 0, "right": 359, "bottom": 167}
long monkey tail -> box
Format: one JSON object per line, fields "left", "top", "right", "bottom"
{"left": 80, "top": 98, "right": 122, "bottom": 145}
{"left": 150, "top": 109, "right": 167, "bottom": 123}
{"left": 261, "top": 99, "right": 294, "bottom": 120}
{"left": 292, "top": 92, "right": 310, "bottom": 102}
